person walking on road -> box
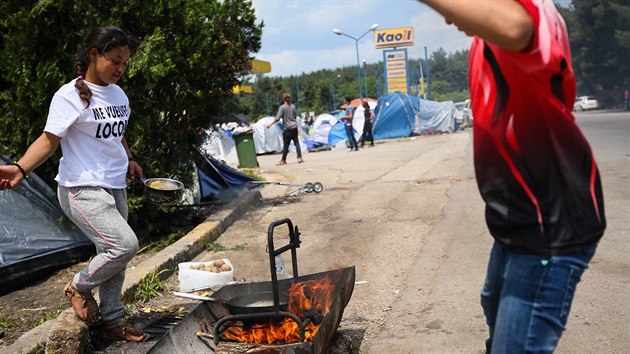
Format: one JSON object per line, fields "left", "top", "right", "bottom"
{"left": 418, "top": 1, "right": 606, "bottom": 353}
{"left": 267, "top": 93, "right": 303, "bottom": 165}
{"left": 0, "top": 26, "right": 150, "bottom": 342}
{"left": 359, "top": 100, "right": 375, "bottom": 147}
{"left": 624, "top": 89, "right": 629, "bottom": 111}
{"left": 341, "top": 96, "right": 359, "bottom": 151}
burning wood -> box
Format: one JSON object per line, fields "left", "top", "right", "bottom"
{"left": 223, "top": 275, "right": 336, "bottom": 344}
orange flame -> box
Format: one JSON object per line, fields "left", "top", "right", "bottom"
{"left": 223, "top": 275, "right": 336, "bottom": 344}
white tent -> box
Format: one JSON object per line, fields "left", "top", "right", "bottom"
{"left": 200, "top": 127, "right": 239, "bottom": 167}
{"left": 252, "top": 116, "right": 283, "bottom": 154}
{"left": 351, "top": 100, "right": 378, "bottom": 139}
{"left": 310, "top": 113, "right": 338, "bottom": 145}
{"left": 252, "top": 116, "right": 308, "bottom": 155}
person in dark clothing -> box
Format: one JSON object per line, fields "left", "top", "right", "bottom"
{"left": 341, "top": 96, "right": 359, "bottom": 151}
{"left": 267, "top": 93, "right": 303, "bottom": 165}
{"left": 358, "top": 100, "right": 375, "bottom": 147}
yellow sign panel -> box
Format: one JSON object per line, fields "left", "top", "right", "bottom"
{"left": 233, "top": 85, "right": 253, "bottom": 94}
{"left": 250, "top": 59, "right": 271, "bottom": 74}
{"left": 374, "top": 27, "right": 414, "bottom": 49}
{"left": 385, "top": 49, "right": 409, "bottom": 94}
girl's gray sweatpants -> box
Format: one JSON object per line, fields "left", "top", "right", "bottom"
{"left": 57, "top": 185, "right": 139, "bottom": 325}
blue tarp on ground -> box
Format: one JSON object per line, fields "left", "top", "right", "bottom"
{"left": 372, "top": 93, "right": 420, "bottom": 140}
{"left": 195, "top": 151, "right": 255, "bottom": 201}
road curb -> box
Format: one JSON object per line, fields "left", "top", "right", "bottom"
{"left": 1, "top": 189, "right": 262, "bottom": 354}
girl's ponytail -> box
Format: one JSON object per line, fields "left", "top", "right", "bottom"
{"left": 74, "top": 60, "right": 91, "bottom": 109}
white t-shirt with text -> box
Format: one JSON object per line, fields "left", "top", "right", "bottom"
{"left": 45, "top": 79, "right": 130, "bottom": 189}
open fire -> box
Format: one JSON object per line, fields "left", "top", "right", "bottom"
{"left": 223, "top": 274, "right": 336, "bottom": 344}
{"left": 149, "top": 219, "right": 356, "bottom": 353}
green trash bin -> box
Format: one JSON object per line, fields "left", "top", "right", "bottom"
{"left": 233, "top": 131, "right": 259, "bottom": 168}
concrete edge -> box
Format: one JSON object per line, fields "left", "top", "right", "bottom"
{"left": 2, "top": 189, "right": 262, "bottom": 354}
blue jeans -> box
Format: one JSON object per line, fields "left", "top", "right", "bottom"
{"left": 344, "top": 124, "right": 358, "bottom": 149}
{"left": 480, "top": 241, "right": 596, "bottom": 354}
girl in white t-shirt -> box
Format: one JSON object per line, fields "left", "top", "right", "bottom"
{"left": 0, "top": 26, "right": 148, "bottom": 342}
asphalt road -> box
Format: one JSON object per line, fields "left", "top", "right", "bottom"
{"left": 188, "top": 110, "right": 629, "bottom": 353}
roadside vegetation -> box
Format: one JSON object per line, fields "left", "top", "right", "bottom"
{"left": 133, "top": 269, "right": 170, "bottom": 304}
{"left": 206, "top": 242, "right": 247, "bottom": 253}
{"left": 0, "top": 310, "right": 17, "bottom": 330}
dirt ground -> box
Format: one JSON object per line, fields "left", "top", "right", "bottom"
{"left": 0, "top": 251, "right": 147, "bottom": 347}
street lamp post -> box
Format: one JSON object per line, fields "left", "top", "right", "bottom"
{"left": 331, "top": 74, "right": 341, "bottom": 111}
{"left": 362, "top": 59, "right": 368, "bottom": 99}
{"left": 332, "top": 23, "right": 379, "bottom": 99}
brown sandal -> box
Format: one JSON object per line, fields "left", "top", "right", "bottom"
{"left": 102, "top": 321, "right": 150, "bottom": 342}
{"left": 63, "top": 281, "right": 102, "bottom": 324}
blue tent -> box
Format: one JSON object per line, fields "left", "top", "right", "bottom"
{"left": 328, "top": 110, "right": 356, "bottom": 147}
{"left": 372, "top": 93, "right": 420, "bottom": 140}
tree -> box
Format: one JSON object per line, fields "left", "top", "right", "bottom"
{"left": 0, "top": 0, "right": 262, "bottom": 186}
{"left": 560, "top": 0, "right": 630, "bottom": 106}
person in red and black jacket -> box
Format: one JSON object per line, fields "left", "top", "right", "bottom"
{"left": 418, "top": 1, "right": 606, "bottom": 352}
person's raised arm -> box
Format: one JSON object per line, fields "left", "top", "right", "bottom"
{"left": 419, "top": 0, "right": 534, "bottom": 51}
{"left": 0, "top": 132, "right": 60, "bottom": 189}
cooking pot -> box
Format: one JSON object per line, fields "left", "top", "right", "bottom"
{"left": 141, "top": 176, "right": 184, "bottom": 206}
{"left": 173, "top": 291, "right": 289, "bottom": 315}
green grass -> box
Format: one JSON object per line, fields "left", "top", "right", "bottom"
{"left": 133, "top": 269, "right": 169, "bottom": 303}
{"left": 206, "top": 242, "right": 246, "bottom": 252}
{"left": 38, "top": 308, "right": 63, "bottom": 326}
{"left": 0, "top": 311, "right": 17, "bottom": 329}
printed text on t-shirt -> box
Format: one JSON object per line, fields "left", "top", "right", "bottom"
{"left": 91, "top": 104, "right": 130, "bottom": 139}
{"left": 92, "top": 105, "right": 129, "bottom": 120}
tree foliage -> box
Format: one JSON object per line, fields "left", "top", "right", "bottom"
{"left": 231, "top": 49, "right": 470, "bottom": 121}
{"left": 0, "top": 0, "right": 262, "bottom": 186}
{"left": 559, "top": 0, "right": 630, "bottom": 106}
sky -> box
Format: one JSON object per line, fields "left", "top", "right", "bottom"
{"left": 250, "top": 0, "right": 572, "bottom": 78}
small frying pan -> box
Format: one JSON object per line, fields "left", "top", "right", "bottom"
{"left": 140, "top": 176, "right": 184, "bottom": 206}
{"left": 173, "top": 291, "right": 289, "bottom": 315}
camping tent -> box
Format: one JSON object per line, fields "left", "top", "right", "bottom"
{"left": 372, "top": 93, "right": 420, "bottom": 140}
{"left": 200, "top": 127, "right": 239, "bottom": 166}
{"left": 306, "top": 103, "right": 378, "bottom": 149}
{"left": 0, "top": 156, "right": 93, "bottom": 295}
{"left": 252, "top": 117, "right": 283, "bottom": 154}
{"left": 372, "top": 93, "right": 456, "bottom": 140}
{"left": 252, "top": 116, "right": 308, "bottom": 155}
{"left": 414, "top": 99, "right": 456, "bottom": 134}
{"left": 326, "top": 110, "right": 352, "bottom": 147}
{"left": 309, "top": 113, "right": 338, "bottom": 146}
{"left": 350, "top": 99, "right": 378, "bottom": 140}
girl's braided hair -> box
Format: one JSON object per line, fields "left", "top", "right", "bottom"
{"left": 74, "top": 26, "right": 136, "bottom": 108}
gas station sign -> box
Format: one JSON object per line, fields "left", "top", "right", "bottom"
{"left": 374, "top": 27, "right": 414, "bottom": 49}
{"left": 384, "top": 48, "right": 410, "bottom": 94}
